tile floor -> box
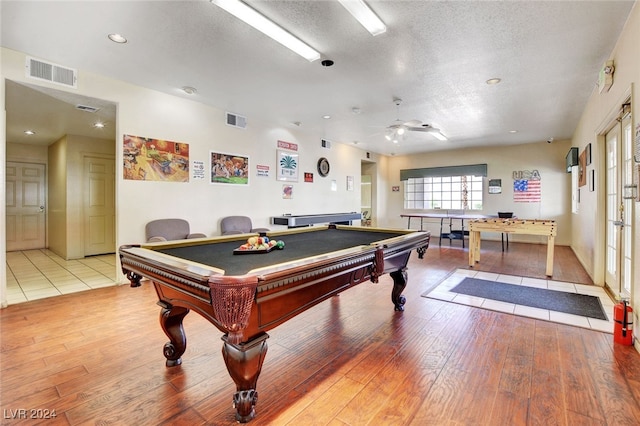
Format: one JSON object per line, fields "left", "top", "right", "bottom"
{"left": 425, "top": 268, "right": 616, "bottom": 334}
{"left": 5, "top": 249, "right": 118, "bottom": 305}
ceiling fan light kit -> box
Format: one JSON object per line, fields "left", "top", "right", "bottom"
{"left": 384, "top": 98, "right": 447, "bottom": 143}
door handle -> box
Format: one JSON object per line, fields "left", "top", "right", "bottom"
{"left": 39, "top": 205, "right": 45, "bottom": 213}
{"left": 613, "top": 220, "right": 624, "bottom": 228}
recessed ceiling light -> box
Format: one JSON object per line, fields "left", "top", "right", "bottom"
{"left": 509, "top": 130, "right": 518, "bottom": 133}
{"left": 24, "top": 130, "right": 35, "bottom": 135}
{"left": 108, "top": 33, "right": 127, "bottom": 44}
{"left": 321, "top": 59, "right": 334, "bottom": 67}
{"left": 181, "top": 86, "right": 197, "bottom": 95}
{"left": 486, "top": 78, "right": 502, "bottom": 85}
{"left": 322, "top": 115, "right": 331, "bottom": 119}
{"left": 93, "top": 122, "right": 106, "bottom": 129}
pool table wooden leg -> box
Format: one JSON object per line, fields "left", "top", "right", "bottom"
{"left": 390, "top": 268, "right": 408, "bottom": 311}
{"left": 126, "top": 270, "right": 142, "bottom": 287}
{"left": 222, "top": 333, "right": 269, "bottom": 423}
{"left": 158, "top": 303, "right": 189, "bottom": 367}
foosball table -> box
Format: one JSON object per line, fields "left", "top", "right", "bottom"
{"left": 468, "top": 219, "right": 557, "bottom": 276}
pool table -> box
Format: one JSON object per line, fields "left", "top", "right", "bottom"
{"left": 119, "top": 225, "right": 430, "bottom": 422}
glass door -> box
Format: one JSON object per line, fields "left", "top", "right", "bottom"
{"left": 605, "top": 104, "right": 634, "bottom": 297}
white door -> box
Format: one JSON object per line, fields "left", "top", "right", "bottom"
{"left": 5, "top": 162, "right": 46, "bottom": 251}
{"left": 605, "top": 107, "right": 634, "bottom": 297}
{"left": 84, "top": 156, "right": 116, "bottom": 256}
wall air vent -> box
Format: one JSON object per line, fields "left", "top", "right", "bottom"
{"left": 226, "top": 112, "right": 247, "bottom": 129}
{"left": 75, "top": 104, "right": 100, "bottom": 113}
{"left": 26, "top": 56, "right": 77, "bottom": 88}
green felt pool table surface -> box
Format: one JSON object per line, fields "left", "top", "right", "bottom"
{"left": 152, "top": 226, "right": 407, "bottom": 276}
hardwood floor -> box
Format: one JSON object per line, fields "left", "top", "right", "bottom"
{"left": 2, "top": 241, "right": 639, "bottom": 425}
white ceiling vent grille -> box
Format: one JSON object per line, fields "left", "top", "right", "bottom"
{"left": 26, "top": 56, "right": 77, "bottom": 88}
{"left": 226, "top": 112, "right": 247, "bottom": 129}
{"left": 75, "top": 104, "right": 100, "bottom": 113}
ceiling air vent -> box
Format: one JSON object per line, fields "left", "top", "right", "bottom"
{"left": 75, "top": 104, "right": 100, "bottom": 113}
{"left": 26, "top": 56, "right": 78, "bottom": 88}
{"left": 226, "top": 112, "right": 247, "bottom": 129}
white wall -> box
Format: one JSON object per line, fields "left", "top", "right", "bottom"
{"left": 1, "top": 46, "right": 372, "bottom": 294}
{"left": 48, "top": 136, "right": 67, "bottom": 257}
{"left": 116, "top": 100, "right": 365, "bottom": 240}
{"left": 569, "top": 3, "right": 639, "bottom": 291}
{"left": 383, "top": 139, "right": 573, "bottom": 245}
{"left": 43, "top": 135, "right": 115, "bottom": 259}
{"left": 6, "top": 142, "right": 48, "bottom": 162}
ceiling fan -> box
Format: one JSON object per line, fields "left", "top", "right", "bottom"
{"left": 385, "top": 98, "right": 447, "bottom": 143}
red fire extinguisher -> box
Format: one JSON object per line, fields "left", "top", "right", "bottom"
{"left": 614, "top": 298, "right": 634, "bottom": 345}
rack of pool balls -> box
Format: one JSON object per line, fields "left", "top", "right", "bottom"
{"left": 234, "top": 235, "right": 285, "bottom": 254}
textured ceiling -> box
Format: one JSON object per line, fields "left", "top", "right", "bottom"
{"left": 1, "top": 0, "right": 635, "bottom": 155}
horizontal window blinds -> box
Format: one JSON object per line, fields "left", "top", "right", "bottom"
{"left": 400, "top": 164, "right": 487, "bottom": 181}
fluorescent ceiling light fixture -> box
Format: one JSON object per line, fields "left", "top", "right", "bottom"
{"left": 210, "top": 0, "right": 321, "bottom": 62}
{"left": 338, "top": 0, "right": 386, "bottom": 36}
{"left": 430, "top": 131, "right": 448, "bottom": 141}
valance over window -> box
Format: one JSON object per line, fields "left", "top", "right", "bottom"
{"left": 400, "top": 164, "right": 487, "bottom": 181}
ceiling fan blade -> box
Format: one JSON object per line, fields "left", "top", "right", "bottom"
{"left": 408, "top": 125, "right": 447, "bottom": 140}
{"left": 403, "top": 119, "right": 422, "bottom": 127}
{"left": 407, "top": 126, "right": 438, "bottom": 132}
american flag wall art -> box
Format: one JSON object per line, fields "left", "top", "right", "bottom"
{"left": 513, "top": 179, "right": 541, "bottom": 202}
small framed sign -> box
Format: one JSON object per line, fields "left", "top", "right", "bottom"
{"left": 488, "top": 179, "right": 502, "bottom": 194}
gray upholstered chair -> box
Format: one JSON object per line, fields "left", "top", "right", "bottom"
{"left": 220, "top": 216, "right": 270, "bottom": 235}
{"left": 145, "top": 218, "right": 206, "bottom": 242}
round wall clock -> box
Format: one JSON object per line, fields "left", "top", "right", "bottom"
{"left": 317, "top": 157, "right": 330, "bottom": 177}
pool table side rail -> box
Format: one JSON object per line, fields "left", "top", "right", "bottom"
{"left": 139, "top": 233, "right": 254, "bottom": 250}
{"left": 121, "top": 245, "right": 226, "bottom": 276}
{"left": 252, "top": 230, "right": 430, "bottom": 304}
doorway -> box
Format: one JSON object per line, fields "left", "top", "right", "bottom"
{"left": 604, "top": 100, "right": 634, "bottom": 298}
{"left": 361, "top": 160, "right": 377, "bottom": 227}
{"left": 84, "top": 156, "right": 116, "bottom": 256}
{"left": 5, "top": 79, "right": 117, "bottom": 295}
{"left": 5, "top": 162, "right": 46, "bottom": 251}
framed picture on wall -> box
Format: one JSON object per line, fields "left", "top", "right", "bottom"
{"left": 210, "top": 151, "right": 249, "bottom": 185}
{"left": 123, "top": 134, "right": 190, "bottom": 182}
{"left": 488, "top": 179, "right": 502, "bottom": 194}
{"left": 277, "top": 150, "right": 299, "bottom": 182}
{"left": 578, "top": 149, "right": 587, "bottom": 187}
{"left": 586, "top": 143, "right": 592, "bottom": 165}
